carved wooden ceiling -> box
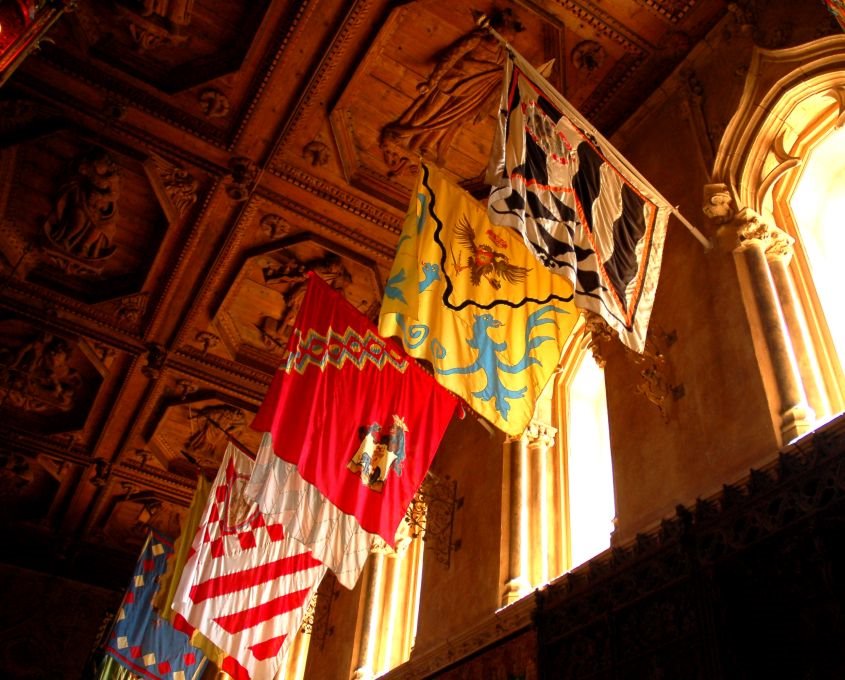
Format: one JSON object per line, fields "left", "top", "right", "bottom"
{"left": 0, "top": 0, "right": 728, "bottom": 587}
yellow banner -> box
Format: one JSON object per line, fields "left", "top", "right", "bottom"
{"left": 153, "top": 475, "right": 229, "bottom": 672}
{"left": 378, "top": 163, "right": 578, "bottom": 436}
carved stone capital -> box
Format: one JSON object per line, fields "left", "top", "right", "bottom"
{"left": 734, "top": 208, "right": 794, "bottom": 262}
{"left": 522, "top": 420, "right": 556, "bottom": 448}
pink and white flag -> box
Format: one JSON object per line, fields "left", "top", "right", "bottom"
{"left": 172, "top": 443, "right": 326, "bottom": 680}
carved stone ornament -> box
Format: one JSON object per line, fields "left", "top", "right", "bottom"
{"left": 199, "top": 89, "right": 230, "bottom": 118}
{"left": 735, "top": 208, "right": 794, "bottom": 262}
{"left": 194, "top": 331, "right": 220, "bottom": 353}
{"left": 0, "top": 452, "right": 32, "bottom": 499}
{"left": 726, "top": 1, "right": 756, "bottom": 36}
{"left": 141, "top": 342, "right": 167, "bottom": 379}
{"left": 184, "top": 404, "right": 245, "bottom": 463}
{"left": 88, "top": 341, "right": 116, "bottom": 369}
{"left": 121, "top": 0, "right": 193, "bottom": 50}
{"left": 174, "top": 378, "right": 198, "bottom": 399}
{"left": 225, "top": 157, "right": 258, "bottom": 202}
{"left": 629, "top": 328, "right": 684, "bottom": 422}
{"left": 116, "top": 293, "right": 149, "bottom": 325}
{"left": 571, "top": 40, "right": 606, "bottom": 72}
{"left": 90, "top": 457, "right": 111, "bottom": 487}
{"left": 302, "top": 140, "right": 329, "bottom": 167}
{"left": 581, "top": 310, "right": 618, "bottom": 368}
{"left": 42, "top": 147, "right": 121, "bottom": 276}
{"left": 380, "top": 146, "right": 418, "bottom": 179}
{"left": 128, "top": 20, "right": 185, "bottom": 51}
{"left": 702, "top": 183, "right": 736, "bottom": 226}
{"left": 255, "top": 252, "right": 351, "bottom": 351}
{"left": 132, "top": 448, "right": 152, "bottom": 467}
{"left": 150, "top": 154, "right": 198, "bottom": 219}
{"left": 522, "top": 419, "right": 557, "bottom": 448}
{"left": 260, "top": 213, "right": 289, "bottom": 239}
{"left": 140, "top": 0, "right": 195, "bottom": 27}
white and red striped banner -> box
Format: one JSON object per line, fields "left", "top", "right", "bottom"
{"left": 245, "top": 433, "right": 374, "bottom": 589}
{"left": 172, "top": 443, "right": 326, "bottom": 680}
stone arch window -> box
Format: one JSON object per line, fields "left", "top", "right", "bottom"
{"left": 501, "top": 316, "right": 615, "bottom": 606}
{"left": 706, "top": 34, "right": 845, "bottom": 443}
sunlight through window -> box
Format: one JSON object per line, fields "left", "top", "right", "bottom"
{"left": 790, "top": 124, "right": 845, "bottom": 374}
{"left": 566, "top": 354, "right": 615, "bottom": 568}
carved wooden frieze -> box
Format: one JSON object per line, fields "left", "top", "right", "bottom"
{"left": 210, "top": 233, "right": 384, "bottom": 371}
{"left": 145, "top": 153, "right": 200, "bottom": 222}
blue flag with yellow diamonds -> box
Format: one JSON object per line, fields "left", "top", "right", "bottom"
{"left": 378, "top": 162, "right": 579, "bottom": 436}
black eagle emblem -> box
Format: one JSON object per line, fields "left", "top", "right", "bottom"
{"left": 453, "top": 216, "right": 531, "bottom": 290}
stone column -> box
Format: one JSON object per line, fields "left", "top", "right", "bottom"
{"left": 524, "top": 420, "right": 556, "bottom": 588}
{"left": 766, "top": 243, "right": 830, "bottom": 418}
{"left": 735, "top": 211, "right": 814, "bottom": 441}
{"left": 502, "top": 435, "right": 529, "bottom": 606}
{"left": 351, "top": 553, "right": 385, "bottom": 680}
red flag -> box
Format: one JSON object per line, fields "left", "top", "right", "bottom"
{"left": 172, "top": 444, "right": 325, "bottom": 680}
{"left": 251, "top": 271, "right": 458, "bottom": 545}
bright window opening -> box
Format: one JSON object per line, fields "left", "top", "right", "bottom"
{"left": 565, "top": 352, "right": 615, "bottom": 568}
{"left": 790, "top": 124, "right": 845, "bottom": 371}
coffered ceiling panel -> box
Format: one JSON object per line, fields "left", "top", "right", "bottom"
{"left": 0, "top": 0, "right": 741, "bottom": 588}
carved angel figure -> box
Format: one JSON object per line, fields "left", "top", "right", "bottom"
{"left": 380, "top": 9, "right": 523, "bottom": 163}
{"left": 44, "top": 147, "right": 121, "bottom": 261}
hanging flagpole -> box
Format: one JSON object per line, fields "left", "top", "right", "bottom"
{"left": 477, "top": 13, "right": 713, "bottom": 252}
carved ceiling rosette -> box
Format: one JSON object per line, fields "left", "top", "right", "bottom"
{"left": 209, "top": 233, "right": 384, "bottom": 371}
